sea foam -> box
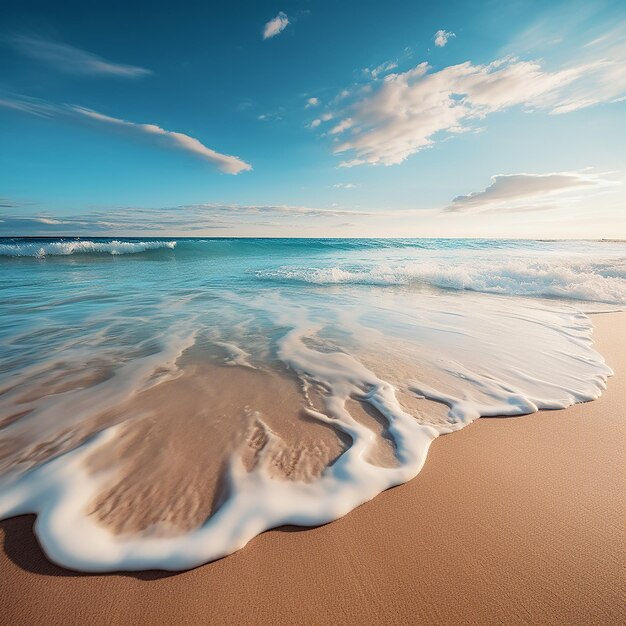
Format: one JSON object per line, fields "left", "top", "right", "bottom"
{"left": 0, "top": 238, "right": 621, "bottom": 571}
{"left": 0, "top": 287, "right": 613, "bottom": 571}
{"left": 0, "top": 239, "right": 176, "bottom": 257}
{"left": 257, "top": 257, "right": 626, "bottom": 304}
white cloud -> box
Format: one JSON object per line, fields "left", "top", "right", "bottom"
{"left": 365, "top": 60, "right": 398, "bottom": 78}
{"left": 445, "top": 170, "right": 612, "bottom": 213}
{"left": 307, "top": 111, "right": 333, "bottom": 129}
{"left": 332, "top": 183, "right": 357, "bottom": 189}
{"left": 263, "top": 12, "right": 289, "bottom": 40}
{"left": 305, "top": 97, "right": 319, "bottom": 108}
{"left": 329, "top": 118, "right": 354, "bottom": 135}
{"left": 434, "top": 30, "right": 455, "bottom": 48}
{"left": 0, "top": 203, "right": 376, "bottom": 236}
{"left": 327, "top": 49, "right": 626, "bottom": 167}
{"left": 9, "top": 34, "right": 152, "bottom": 78}
{"left": 3, "top": 173, "right": 622, "bottom": 238}
{"left": 35, "top": 217, "right": 64, "bottom": 224}
{"left": 0, "top": 96, "right": 251, "bottom": 174}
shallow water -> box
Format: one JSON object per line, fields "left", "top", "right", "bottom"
{"left": 0, "top": 237, "right": 623, "bottom": 570}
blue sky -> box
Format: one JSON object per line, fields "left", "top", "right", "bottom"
{"left": 1, "top": 0, "right": 625, "bottom": 237}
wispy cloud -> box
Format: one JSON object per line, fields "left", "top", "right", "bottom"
{"left": 0, "top": 202, "right": 374, "bottom": 236}
{"left": 325, "top": 44, "right": 626, "bottom": 167}
{"left": 263, "top": 12, "right": 289, "bottom": 40}
{"left": 332, "top": 183, "right": 357, "bottom": 189}
{"left": 364, "top": 60, "right": 398, "bottom": 78}
{"left": 329, "top": 118, "right": 354, "bottom": 135}
{"left": 445, "top": 170, "right": 614, "bottom": 213}
{"left": 1, "top": 172, "right": 621, "bottom": 237}
{"left": 434, "top": 30, "right": 455, "bottom": 48}
{"left": 0, "top": 197, "right": 25, "bottom": 208}
{"left": 8, "top": 34, "right": 152, "bottom": 78}
{"left": 0, "top": 96, "right": 251, "bottom": 174}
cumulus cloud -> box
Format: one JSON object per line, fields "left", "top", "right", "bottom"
{"left": 0, "top": 96, "right": 251, "bottom": 174}
{"left": 445, "top": 171, "right": 612, "bottom": 213}
{"left": 434, "top": 30, "right": 455, "bottom": 48}
{"left": 9, "top": 34, "right": 152, "bottom": 77}
{"left": 305, "top": 97, "right": 319, "bottom": 108}
{"left": 327, "top": 50, "right": 626, "bottom": 167}
{"left": 263, "top": 12, "right": 289, "bottom": 39}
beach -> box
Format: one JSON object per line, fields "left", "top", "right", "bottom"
{"left": 1, "top": 311, "right": 623, "bottom": 625}
{"left": 2, "top": 0, "right": 625, "bottom": 621}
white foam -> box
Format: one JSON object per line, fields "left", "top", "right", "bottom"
{"left": 258, "top": 257, "right": 626, "bottom": 304}
{"left": 0, "top": 240, "right": 176, "bottom": 257}
{"left": 0, "top": 293, "right": 613, "bottom": 572}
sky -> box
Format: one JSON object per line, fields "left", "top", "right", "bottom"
{"left": 0, "top": 0, "right": 625, "bottom": 238}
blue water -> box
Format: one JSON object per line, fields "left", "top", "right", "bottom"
{"left": 0, "top": 237, "right": 623, "bottom": 570}
{"left": 1, "top": 236, "right": 624, "bottom": 391}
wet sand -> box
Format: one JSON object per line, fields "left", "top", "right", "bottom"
{"left": 0, "top": 312, "right": 624, "bottom": 625}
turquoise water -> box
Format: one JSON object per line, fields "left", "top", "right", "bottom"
{"left": 2, "top": 236, "right": 623, "bottom": 379}
{"left": 0, "top": 237, "right": 623, "bottom": 570}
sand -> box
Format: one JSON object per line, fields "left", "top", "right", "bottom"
{"left": 0, "top": 312, "right": 624, "bottom": 625}
{"left": 84, "top": 363, "right": 347, "bottom": 536}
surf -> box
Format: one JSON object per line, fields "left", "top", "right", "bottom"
{"left": 0, "top": 237, "right": 622, "bottom": 571}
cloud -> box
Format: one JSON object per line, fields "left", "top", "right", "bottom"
{"left": 434, "top": 30, "right": 455, "bottom": 48}
{"left": 365, "top": 60, "right": 398, "bottom": 78}
{"left": 187, "top": 203, "right": 371, "bottom": 218}
{"left": 2, "top": 172, "right": 621, "bottom": 237}
{"left": 0, "top": 96, "right": 251, "bottom": 174}
{"left": 263, "top": 12, "right": 289, "bottom": 39}
{"left": 332, "top": 183, "right": 357, "bottom": 189}
{"left": 305, "top": 97, "right": 319, "bottom": 108}
{"left": 9, "top": 34, "right": 152, "bottom": 78}
{"left": 585, "top": 34, "right": 611, "bottom": 48}
{"left": 310, "top": 112, "right": 335, "bottom": 127}
{"left": 329, "top": 118, "right": 354, "bottom": 135}
{"left": 0, "top": 202, "right": 376, "bottom": 236}
{"left": 0, "top": 197, "right": 25, "bottom": 208}
{"left": 327, "top": 49, "right": 626, "bottom": 167}
{"left": 445, "top": 171, "right": 612, "bottom": 213}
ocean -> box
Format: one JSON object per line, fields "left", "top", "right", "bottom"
{"left": 0, "top": 237, "right": 624, "bottom": 571}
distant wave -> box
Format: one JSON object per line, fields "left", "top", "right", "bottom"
{"left": 0, "top": 240, "right": 177, "bottom": 257}
{"left": 257, "top": 258, "right": 626, "bottom": 304}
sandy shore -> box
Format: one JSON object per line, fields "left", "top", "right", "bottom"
{"left": 1, "top": 312, "right": 624, "bottom": 625}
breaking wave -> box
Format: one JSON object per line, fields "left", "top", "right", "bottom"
{"left": 0, "top": 239, "right": 177, "bottom": 257}
{"left": 257, "top": 258, "right": 626, "bottom": 305}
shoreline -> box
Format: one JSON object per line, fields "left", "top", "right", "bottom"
{"left": 0, "top": 311, "right": 624, "bottom": 625}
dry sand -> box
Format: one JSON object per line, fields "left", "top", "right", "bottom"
{"left": 0, "top": 312, "right": 624, "bottom": 625}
